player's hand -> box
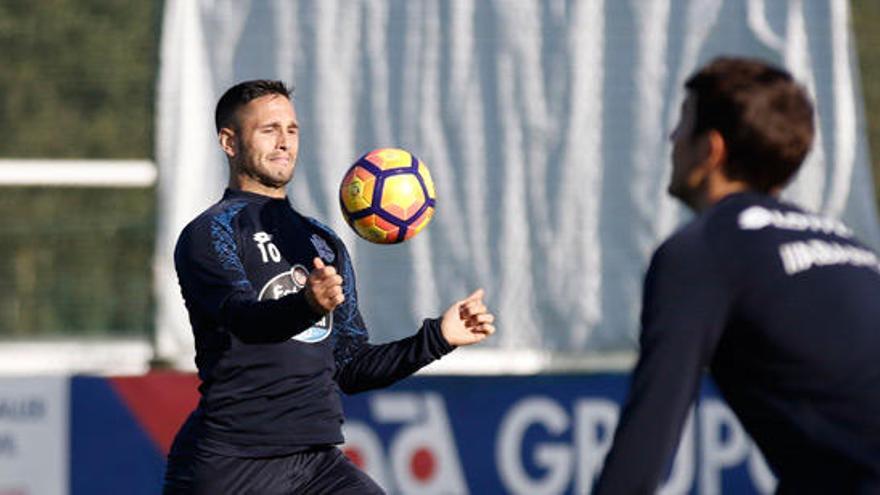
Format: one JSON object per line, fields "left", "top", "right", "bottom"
{"left": 304, "top": 257, "right": 344, "bottom": 314}
{"left": 440, "top": 288, "right": 496, "bottom": 347}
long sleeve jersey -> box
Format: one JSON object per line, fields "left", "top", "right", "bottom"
{"left": 596, "top": 192, "right": 880, "bottom": 494}
{"left": 172, "top": 188, "right": 454, "bottom": 457}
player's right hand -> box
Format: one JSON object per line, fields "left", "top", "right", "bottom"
{"left": 304, "top": 257, "right": 344, "bottom": 314}
{"left": 440, "top": 288, "right": 496, "bottom": 347}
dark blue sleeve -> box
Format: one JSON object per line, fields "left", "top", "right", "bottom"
{"left": 323, "top": 227, "right": 454, "bottom": 394}
{"left": 595, "top": 229, "right": 732, "bottom": 494}
{"left": 335, "top": 318, "right": 454, "bottom": 394}
{"left": 174, "top": 213, "right": 323, "bottom": 343}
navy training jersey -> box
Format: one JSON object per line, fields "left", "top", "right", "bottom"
{"left": 172, "top": 189, "right": 454, "bottom": 457}
{"left": 596, "top": 192, "right": 880, "bottom": 493}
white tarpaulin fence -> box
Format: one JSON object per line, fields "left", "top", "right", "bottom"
{"left": 154, "top": 0, "right": 880, "bottom": 370}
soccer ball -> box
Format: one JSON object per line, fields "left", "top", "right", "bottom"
{"left": 339, "top": 148, "right": 436, "bottom": 244}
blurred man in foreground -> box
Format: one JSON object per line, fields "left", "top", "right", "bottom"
{"left": 162, "top": 79, "right": 496, "bottom": 494}
{"left": 595, "top": 57, "right": 880, "bottom": 494}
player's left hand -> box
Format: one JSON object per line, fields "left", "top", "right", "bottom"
{"left": 304, "top": 257, "right": 345, "bottom": 314}
{"left": 440, "top": 288, "right": 496, "bottom": 347}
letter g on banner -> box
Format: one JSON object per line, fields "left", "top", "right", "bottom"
{"left": 497, "top": 396, "right": 573, "bottom": 495}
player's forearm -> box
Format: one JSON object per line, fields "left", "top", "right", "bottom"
{"left": 595, "top": 319, "right": 709, "bottom": 493}
{"left": 594, "top": 400, "right": 685, "bottom": 493}
{"left": 335, "top": 318, "right": 454, "bottom": 394}
{"left": 219, "top": 291, "right": 324, "bottom": 343}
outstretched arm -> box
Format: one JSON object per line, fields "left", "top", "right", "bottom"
{"left": 334, "top": 288, "right": 497, "bottom": 394}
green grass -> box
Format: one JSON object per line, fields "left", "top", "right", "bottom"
{"left": 852, "top": 0, "right": 880, "bottom": 212}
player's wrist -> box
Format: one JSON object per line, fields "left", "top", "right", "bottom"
{"left": 427, "top": 317, "right": 457, "bottom": 356}
{"left": 302, "top": 287, "right": 328, "bottom": 315}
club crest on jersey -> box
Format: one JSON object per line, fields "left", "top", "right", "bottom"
{"left": 310, "top": 234, "right": 335, "bottom": 263}
{"left": 257, "top": 264, "right": 332, "bottom": 343}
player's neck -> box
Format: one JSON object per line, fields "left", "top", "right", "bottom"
{"left": 229, "top": 175, "right": 287, "bottom": 199}
{"left": 695, "top": 176, "right": 751, "bottom": 212}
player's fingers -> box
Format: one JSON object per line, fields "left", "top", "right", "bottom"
{"left": 460, "top": 301, "right": 487, "bottom": 317}
{"left": 315, "top": 273, "right": 341, "bottom": 288}
{"left": 315, "top": 265, "right": 337, "bottom": 279}
{"left": 305, "top": 285, "right": 339, "bottom": 314}
{"left": 321, "top": 283, "right": 344, "bottom": 305}
{"left": 316, "top": 283, "right": 341, "bottom": 300}
{"left": 315, "top": 290, "right": 343, "bottom": 311}
{"left": 464, "top": 288, "right": 485, "bottom": 303}
{"left": 469, "top": 313, "right": 494, "bottom": 325}
{"left": 309, "top": 266, "right": 338, "bottom": 284}
{"left": 477, "top": 323, "right": 496, "bottom": 335}
{"left": 469, "top": 322, "right": 495, "bottom": 335}
{"left": 455, "top": 288, "right": 484, "bottom": 310}
{"left": 313, "top": 257, "right": 326, "bottom": 269}
{"left": 466, "top": 314, "right": 494, "bottom": 329}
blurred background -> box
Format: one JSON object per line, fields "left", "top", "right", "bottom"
{"left": 2, "top": 0, "right": 879, "bottom": 371}
{"left": 0, "top": 1, "right": 157, "bottom": 340}
{"left": 1, "top": 1, "right": 879, "bottom": 493}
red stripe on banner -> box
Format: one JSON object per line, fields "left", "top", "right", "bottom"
{"left": 109, "top": 372, "right": 201, "bottom": 455}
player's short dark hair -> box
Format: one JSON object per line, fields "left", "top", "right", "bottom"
{"left": 214, "top": 79, "right": 292, "bottom": 133}
{"left": 685, "top": 57, "right": 814, "bottom": 192}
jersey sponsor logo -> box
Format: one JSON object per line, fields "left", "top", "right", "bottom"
{"left": 257, "top": 264, "right": 332, "bottom": 343}
{"left": 310, "top": 234, "right": 335, "bottom": 263}
{"left": 253, "top": 231, "right": 282, "bottom": 263}
{"left": 738, "top": 206, "right": 852, "bottom": 237}
{"left": 778, "top": 238, "right": 880, "bottom": 275}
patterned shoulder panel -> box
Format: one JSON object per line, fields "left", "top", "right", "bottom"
{"left": 304, "top": 217, "right": 369, "bottom": 367}
{"left": 209, "top": 200, "right": 252, "bottom": 291}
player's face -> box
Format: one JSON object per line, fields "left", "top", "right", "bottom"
{"left": 668, "top": 92, "right": 712, "bottom": 209}
{"left": 226, "top": 94, "right": 300, "bottom": 197}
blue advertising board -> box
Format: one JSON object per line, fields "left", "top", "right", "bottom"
{"left": 67, "top": 373, "right": 775, "bottom": 494}
{"left": 338, "top": 375, "right": 775, "bottom": 494}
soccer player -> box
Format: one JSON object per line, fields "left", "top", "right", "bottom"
{"left": 162, "top": 80, "right": 496, "bottom": 494}
{"left": 595, "top": 57, "right": 880, "bottom": 493}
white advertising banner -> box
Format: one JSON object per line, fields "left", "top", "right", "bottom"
{"left": 0, "top": 377, "right": 68, "bottom": 495}
{"left": 154, "top": 0, "right": 880, "bottom": 369}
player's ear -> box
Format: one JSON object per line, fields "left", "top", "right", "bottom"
{"left": 219, "top": 127, "right": 237, "bottom": 159}
{"left": 706, "top": 129, "right": 727, "bottom": 172}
